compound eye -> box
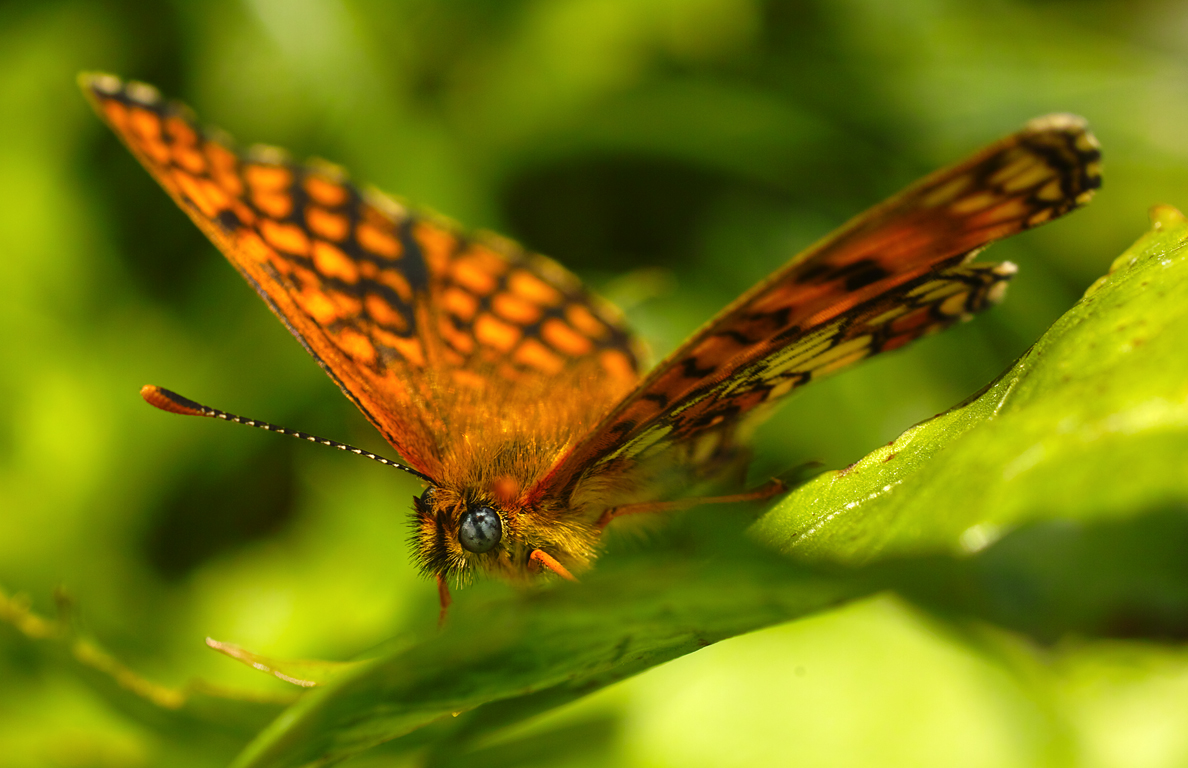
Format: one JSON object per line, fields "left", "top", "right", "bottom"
{"left": 418, "top": 486, "right": 436, "bottom": 509}
{"left": 458, "top": 506, "right": 502, "bottom": 554}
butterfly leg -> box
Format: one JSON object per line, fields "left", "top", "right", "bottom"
{"left": 529, "top": 549, "right": 578, "bottom": 581}
{"left": 436, "top": 574, "right": 452, "bottom": 628}
{"left": 596, "top": 478, "right": 787, "bottom": 531}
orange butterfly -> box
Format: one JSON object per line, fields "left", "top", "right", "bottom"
{"left": 82, "top": 74, "right": 1100, "bottom": 615}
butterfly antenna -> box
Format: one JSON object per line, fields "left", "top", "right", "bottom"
{"left": 140, "top": 385, "right": 434, "bottom": 484}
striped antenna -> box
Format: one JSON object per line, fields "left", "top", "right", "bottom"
{"left": 141, "top": 385, "right": 434, "bottom": 484}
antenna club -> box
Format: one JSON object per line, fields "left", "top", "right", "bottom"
{"left": 141, "top": 384, "right": 209, "bottom": 417}
{"left": 137, "top": 385, "right": 436, "bottom": 484}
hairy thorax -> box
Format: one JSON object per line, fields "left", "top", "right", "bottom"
{"left": 409, "top": 362, "right": 636, "bottom": 583}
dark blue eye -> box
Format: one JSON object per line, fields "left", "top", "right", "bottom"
{"left": 458, "top": 506, "right": 502, "bottom": 553}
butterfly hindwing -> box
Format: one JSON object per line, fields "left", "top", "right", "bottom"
{"left": 597, "top": 260, "right": 1018, "bottom": 471}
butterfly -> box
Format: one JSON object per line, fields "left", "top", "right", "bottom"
{"left": 82, "top": 73, "right": 1101, "bottom": 615}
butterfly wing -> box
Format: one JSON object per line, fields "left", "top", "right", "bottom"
{"left": 82, "top": 74, "right": 641, "bottom": 480}
{"left": 538, "top": 115, "right": 1101, "bottom": 494}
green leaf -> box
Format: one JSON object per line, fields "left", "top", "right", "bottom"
{"left": 228, "top": 209, "right": 1188, "bottom": 767}
{"left": 229, "top": 537, "right": 872, "bottom": 768}
{"left": 753, "top": 205, "right": 1188, "bottom": 561}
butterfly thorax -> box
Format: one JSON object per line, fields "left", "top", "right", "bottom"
{"left": 409, "top": 363, "right": 635, "bottom": 583}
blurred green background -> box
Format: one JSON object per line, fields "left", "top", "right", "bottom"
{"left": 2, "top": 0, "right": 1187, "bottom": 765}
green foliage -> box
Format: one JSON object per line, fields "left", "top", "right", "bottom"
{"left": 11, "top": 210, "right": 1184, "bottom": 765}
{"left": 3, "top": 1, "right": 1188, "bottom": 766}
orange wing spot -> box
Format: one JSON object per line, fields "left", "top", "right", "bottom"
{"left": 438, "top": 316, "right": 476, "bottom": 355}
{"left": 260, "top": 219, "right": 311, "bottom": 255}
{"left": 413, "top": 221, "right": 458, "bottom": 274}
{"left": 475, "top": 313, "right": 521, "bottom": 352}
{"left": 267, "top": 252, "right": 295, "bottom": 276}
{"left": 200, "top": 178, "right": 233, "bottom": 213}
{"left": 304, "top": 175, "right": 349, "bottom": 207}
{"left": 136, "top": 134, "right": 172, "bottom": 165}
{"left": 442, "top": 287, "right": 479, "bottom": 321}
{"left": 298, "top": 289, "right": 341, "bottom": 325}
{"left": 164, "top": 115, "right": 198, "bottom": 145}
{"left": 129, "top": 107, "right": 162, "bottom": 141}
{"left": 294, "top": 264, "right": 330, "bottom": 292}
{"left": 374, "top": 329, "right": 425, "bottom": 367}
{"left": 239, "top": 232, "right": 276, "bottom": 263}
{"left": 359, "top": 261, "right": 378, "bottom": 279}
{"left": 365, "top": 293, "right": 409, "bottom": 332}
{"left": 461, "top": 243, "right": 511, "bottom": 275}
{"left": 101, "top": 99, "right": 129, "bottom": 131}
{"left": 509, "top": 269, "right": 563, "bottom": 306}
{"left": 171, "top": 144, "right": 207, "bottom": 174}
{"left": 312, "top": 240, "right": 360, "bottom": 283}
{"left": 127, "top": 111, "right": 171, "bottom": 166}
{"left": 327, "top": 289, "right": 363, "bottom": 316}
{"left": 335, "top": 328, "right": 377, "bottom": 366}
{"left": 565, "top": 304, "right": 608, "bottom": 338}
{"left": 450, "top": 260, "right": 498, "bottom": 294}
{"left": 357, "top": 222, "right": 401, "bottom": 259}
{"left": 245, "top": 164, "right": 292, "bottom": 191}
{"left": 205, "top": 143, "right": 243, "bottom": 196}
{"left": 378, "top": 268, "right": 414, "bottom": 303}
{"left": 230, "top": 200, "right": 256, "bottom": 228}
{"left": 513, "top": 338, "right": 565, "bottom": 375}
{"left": 172, "top": 170, "right": 221, "bottom": 219}
{"left": 600, "top": 349, "right": 637, "bottom": 385}
{"left": 252, "top": 189, "right": 293, "bottom": 219}
{"left": 542, "top": 318, "right": 594, "bottom": 357}
{"left": 205, "top": 142, "right": 236, "bottom": 172}
{"left": 244, "top": 162, "right": 293, "bottom": 191}
{"left": 492, "top": 292, "right": 543, "bottom": 325}
{"left": 211, "top": 170, "right": 243, "bottom": 200}
{"left": 306, "top": 206, "right": 350, "bottom": 242}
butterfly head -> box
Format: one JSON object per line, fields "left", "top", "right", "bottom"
{"left": 410, "top": 481, "right": 596, "bottom": 584}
